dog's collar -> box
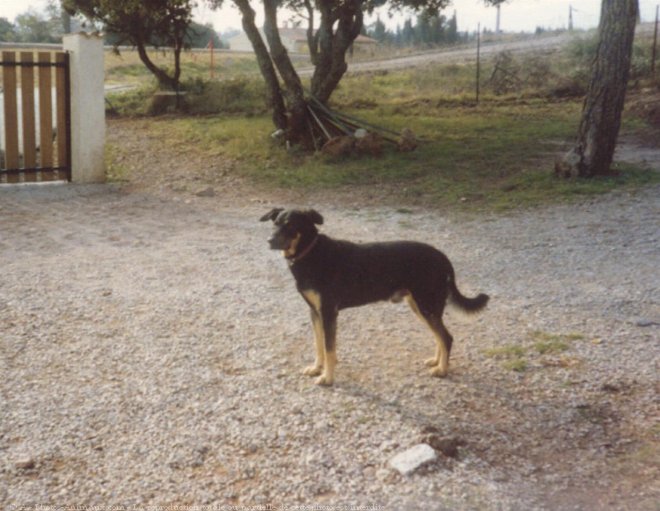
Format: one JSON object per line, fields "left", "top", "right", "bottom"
{"left": 287, "top": 235, "right": 319, "bottom": 265}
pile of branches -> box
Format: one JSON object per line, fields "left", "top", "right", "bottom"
{"left": 302, "top": 96, "right": 418, "bottom": 158}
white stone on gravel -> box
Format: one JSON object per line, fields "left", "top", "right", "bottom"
{"left": 389, "top": 444, "right": 438, "bottom": 475}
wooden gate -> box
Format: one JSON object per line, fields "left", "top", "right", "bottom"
{"left": 0, "top": 50, "right": 71, "bottom": 183}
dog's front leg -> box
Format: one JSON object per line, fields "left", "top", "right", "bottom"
{"left": 315, "top": 306, "right": 338, "bottom": 386}
{"left": 303, "top": 309, "right": 324, "bottom": 377}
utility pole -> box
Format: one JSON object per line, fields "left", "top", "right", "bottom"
{"left": 496, "top": 5, "right": 501, "bottom": 34}
{"left": 653, "top": 4, "right": 659, "bottom": 76}
{"left": 568, "top": 5, "right": 574, "bottom": 31}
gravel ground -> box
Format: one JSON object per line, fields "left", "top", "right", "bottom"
{"left": 1, "top": 172, "right": 658, "bottom": 510}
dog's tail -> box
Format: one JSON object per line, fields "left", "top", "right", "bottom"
{"left": 448, "top": 273, "right": 489, "bottom": 313}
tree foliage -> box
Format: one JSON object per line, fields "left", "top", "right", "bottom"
{"left": 0, "top": 17, "right": 17, "bottom": 42}
{"left": 0, "top": 2, "right": 65, "bottom": 43}
{"left": 63, "top": 0, "right": 196, "bottom": 90}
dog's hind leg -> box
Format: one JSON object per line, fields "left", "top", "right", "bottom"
{"left": 303, "top": 309, "right": 324, "bottom": 377}
{"left": 424, "top": 314, "right": 453, "bottom": 377}
{"left": 406, "top": 295, "right": 453, "bottom": 377}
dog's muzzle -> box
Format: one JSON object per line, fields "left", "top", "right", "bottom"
{"left": 268, "top": 233, "right": 288, "bottom": 250}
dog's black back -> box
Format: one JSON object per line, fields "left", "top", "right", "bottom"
{"left": 291, "top": 236, "right": 456, "bottom": 313}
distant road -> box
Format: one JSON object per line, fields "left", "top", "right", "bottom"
{"left": 296, "top": 33, "right": 577, "bottom": 77}
{"left": 300, "top": 22, "right": 655, "bottom": 76}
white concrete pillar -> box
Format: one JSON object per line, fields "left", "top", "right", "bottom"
{"left": 63, "top": 33, "right": 105, "bottom": 183}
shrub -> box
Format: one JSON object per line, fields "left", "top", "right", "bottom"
{"left": 182, "top": 77, "right": 267, "bottom": 116}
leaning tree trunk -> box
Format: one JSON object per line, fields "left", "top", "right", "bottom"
{"left": 556, "top": 0, "right": 638, "bottom": 178}
{"left": 263, "top": 0, "right": 309, "bottom": 145}
{"left": 135, "top": 38, "right": 178, "bottom": 90}
{"left": 233, "top": 0, "right": 288, "bottom": 133}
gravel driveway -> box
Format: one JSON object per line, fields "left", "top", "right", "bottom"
{"left": 1, "top": 181, "right": 658, "bottom": 510}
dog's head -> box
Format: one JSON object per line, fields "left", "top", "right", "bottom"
{"left": 260, "top": 208, "right": 323, "bottom": 256}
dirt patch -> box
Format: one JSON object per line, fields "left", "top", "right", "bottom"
{"left": 1, "top": 121, "right": 658, "bottom": 510}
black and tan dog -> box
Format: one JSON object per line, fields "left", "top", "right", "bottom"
{"left": 261, "top": 208, "right": 489, "bottom": 386}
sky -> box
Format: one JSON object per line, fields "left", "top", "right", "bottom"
{"left": 1, "top": 0, "right": 659, "bottom": 35}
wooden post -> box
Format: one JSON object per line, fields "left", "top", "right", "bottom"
{"left": 20, "top": 52, "right": 37, "bottom": 182}
{"left": 2, "top": 52, "right": 20, "bottom": 182}
{"left": 38, "top": 52, "right": 54, "bottom": 181}
{"left": 55, "top": 53, "right": 70, "bottom": 180}
{"left": 209, "top": 37, "right": 215, "bottom": 80}
{"left": 476, "top": 23, "right": 481, "bottom": 105}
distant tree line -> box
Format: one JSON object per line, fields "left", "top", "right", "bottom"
{"left": 0, "top": 2, "right": 223, "bottom": 50}
{"left": 366, "top": 11, "right": 464, "bottom": 47}
{"left": 0, "top": 2, "right": 64, "bottom": 43}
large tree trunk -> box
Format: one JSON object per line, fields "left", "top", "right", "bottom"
{"left": 556, "top": 0, "right": 638, "bottom": 178}
{"left": 310, "top": 0, "right": 363, "bottom": 103}
{"left": 234, "top": 0, "right": 288, "bottom": 132}
{"left": 263, "top": 0, "right": 309, "bottom": 145}
{"left": 135, "top": 39, "right": 178, "bottom": 90}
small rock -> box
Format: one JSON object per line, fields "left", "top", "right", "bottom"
{"left": 601, "top": 383, "right": 620, "bottom": 393}
{"left": 422, "top": 435, "right": 464, "bottom": 459}
{"left": 195, "top": 187, "right": 216, "bottom": 198}
{"left": 15, "top": 458, "right": 36, "bottom": 470}
{"left": 634, "top": 318, "right": 658, "bottom": 327}
{"left": 389, "top": 444, "right": 437, "bottom": 476}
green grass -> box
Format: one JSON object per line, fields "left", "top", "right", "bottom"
{"left": 484, "top": 345, "right": 527, "bottom": 359}
{"left": 143, "top": 97, "right": 658, "bottom": 212}
{"left": 104, "top": 143, "right": 130, "bottom": 183}
{"left": 503, "top": 359, "right": 528, "bottom": 372}
{"left": 484, "top": 330, "right": 587, "bottom": 372}
{"left": 105, "top": 40, "right": 660, "bottom": 212}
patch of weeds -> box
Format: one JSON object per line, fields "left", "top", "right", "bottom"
{"left": 534, "top": 340, "right": 569, "bottom": 355}
{"left": 503, "top": 358, "right": 528, "bottom": 372}
{"left": 104, "top": 143, "right": 130, "bottom": 182}
{"left": 485, "top": 331, "right": 586, "bottom": 373}
{"left": 106, "top": 84, "right": 156, "bottom": 116}
{"left": 484, "top": 344, "right": 527, "bottom": 373}
{"left": 484, "top": 345, "right": 526, "bottom": 359}
{"left": 531, "top": 330, "right": 584, "bottom": 354}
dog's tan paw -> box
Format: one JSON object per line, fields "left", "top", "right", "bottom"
{"left": 303, "top": 365, "right": 323, "bottom": 376}
{"left": 425, "top": 357, "right": 439, "bottom": 367}
{"left": 430, "top": 366, "right": 448, "bottom": 378}
{"left": 315, "top": 374, "right": 334, "bottom": 386}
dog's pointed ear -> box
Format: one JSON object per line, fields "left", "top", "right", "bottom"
{"left": 306, "top": 209, "right": 323, "bottom": 225}
{"left": 260, "top": 208, "right": 284, "bottom": 223}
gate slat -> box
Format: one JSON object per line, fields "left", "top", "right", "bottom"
{"left": 55, "top": 53, "right": 70, "bottom": 181}
{"left": 38, "top": 52, "right": 54, "bottom": 181}
{"left": 21, "top": 52, "right": 37, "bottom": 182}
{"left": 2, "top": 51, "right": 20, "bottom": 183}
